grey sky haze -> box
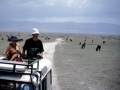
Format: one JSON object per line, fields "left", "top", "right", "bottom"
{"left": 0, "top": 0, "right": 120, "bottom": 34}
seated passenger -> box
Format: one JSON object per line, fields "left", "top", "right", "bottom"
{"left": 22, "top": 28, "right": 44, "bottom": 60}
{"left": 2, "top": 35, "right": 22, "bottom": 61}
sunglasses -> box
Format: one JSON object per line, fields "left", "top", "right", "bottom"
{"left": 11, "top": 40, "right": 17, "bottom": 41}
{"left": 33, "top": 34, "right": 39, "bottom": 35}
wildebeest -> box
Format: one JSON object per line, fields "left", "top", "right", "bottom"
{"left": 81, "top": 44, "right": 85, "bottom": 49}
{"left": 6, "top": 34, "right": 11, "bottom": 41}
{"left": 7, "top": 38, "right": 11, "bottom": 41}
{"left": 1, "top": 38, "right": 3, "bottom": 40}
{"left": 70, "top": 39, "right": 72, "bottom": 42}
{"left": 103, "top": 41, "right": 106, "bottom": 44}
{"left": 0, "top": 34, "right": 3, "bottom": 40}
{"left": 79, "top": 42, "right": 81, "bottom": 45}
{"left": 17, "top": 38, "right": 23, "bottom": 42}
{"left": 96, "top": 45, "right": 101, "bottom": 51}
{"left": 45, "top": 37, "right": 50, "bottom": 40}
{"left": 84, "top": 42, "right": 86, "bottom": 45}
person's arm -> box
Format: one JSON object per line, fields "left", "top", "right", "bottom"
{"left": 16, "top": 43, "right": 21, "bottom": 54}
{"left": 40, "top": 51, "right": 43, "bottom": 56}
{"left": 2, "top": 45, "right": 10, "bottom": 56}
{"left": 22, "top": 39, "right": 28, "bottom": 58}
{"left": 40, "top": 40, "right": 44, "bottom": 56}
{"left": 10, "top": 54, "right": 18, "bottom": 61}
{"left": 22, "top": 49, "right": 26, "bottom": 58}
{"left": 18, "top": 44, "right": 21, "bottom": 51}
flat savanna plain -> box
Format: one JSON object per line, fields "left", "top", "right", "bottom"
{"left": 0, "top": 32, "right": 120, "bottom": 90}
{"left": 54, "top": 34, "right": 120, "bottom": 90}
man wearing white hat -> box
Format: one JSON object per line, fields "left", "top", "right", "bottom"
{"left": 22, "top": 28, "right": 44, "bottom": 59}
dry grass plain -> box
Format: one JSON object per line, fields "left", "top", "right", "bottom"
{"left": 54, "top": 34, "right": 120, "bottom": 90}
{"left": 0, "top": 32, "right": 120, "bottom": 90}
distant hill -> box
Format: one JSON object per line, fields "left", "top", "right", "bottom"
{"left": 0, "top": 21, "right": 120, "bottom": 34}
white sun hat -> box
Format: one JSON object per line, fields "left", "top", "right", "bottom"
{"left": 31, "top": 28, "right": 40, "bottom": 34}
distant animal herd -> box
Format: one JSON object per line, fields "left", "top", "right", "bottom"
{"left": 65, "top": 35, "right": 120, "bottom": 51}
{"left": 0, "top": 33, "right": 52, "bottom": 42}
{"left": 65, "top": 38, "right": 107, "bottom": 51}
{"left": 0, "top": 33, "right": 120, "bottom": 52}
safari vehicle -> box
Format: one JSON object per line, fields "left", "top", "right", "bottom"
{"left": 0, "top": 56, "right": 52, "bottom": 90}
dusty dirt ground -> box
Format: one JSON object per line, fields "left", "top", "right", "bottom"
{"left": 43, "top": 38, "right": 62, "bottom": 90}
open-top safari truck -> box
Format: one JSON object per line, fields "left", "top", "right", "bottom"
{"left": 0, "top": 56, "right": 52, "bottom": 90}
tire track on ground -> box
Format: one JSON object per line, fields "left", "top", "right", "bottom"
{"left": 43, "top": 38, "right": 62, "bottom": 90}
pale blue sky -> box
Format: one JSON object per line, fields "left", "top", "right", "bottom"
{"left": 0, "top": 0, "right": 120, "bottom": 34}
{"left": 0, "top": 0, "right": 120, "bottom": 24}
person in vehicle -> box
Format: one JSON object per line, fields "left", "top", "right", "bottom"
{"left": 22, "top": 28, "right": 44, "bottom": 59}
{"left": 2, "top": 35, "right": 22, "bottom": 61}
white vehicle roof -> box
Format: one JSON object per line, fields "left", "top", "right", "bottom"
{"left": 0, "top": 57, "right": 52, "bottom": 85}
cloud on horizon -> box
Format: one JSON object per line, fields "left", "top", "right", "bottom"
{"left": 0, "top": 0, "right": 120, "bottom": 24}
{"left": 0, "top": 0, "right": 120, "bottom": 34}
